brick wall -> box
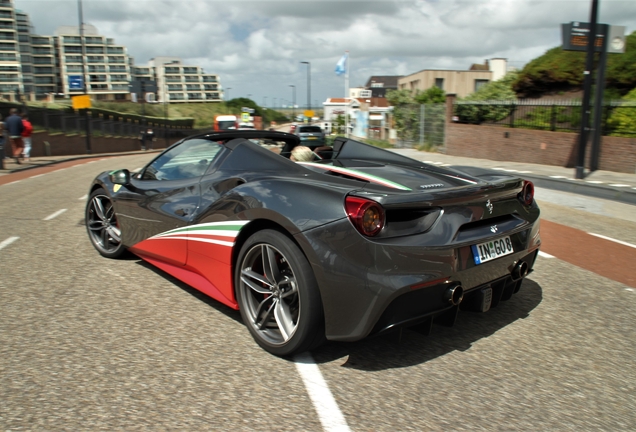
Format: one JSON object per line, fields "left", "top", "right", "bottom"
{"left": 445, "top": 94, "right": 636, "bottom": 174}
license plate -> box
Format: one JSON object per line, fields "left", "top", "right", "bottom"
{"left": 471, "top": 236, "right": 513, "bottom": 265}
{"left": 307, "top": 136, "right": 317, "bottom": 140}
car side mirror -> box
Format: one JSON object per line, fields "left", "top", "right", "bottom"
{"left": 109, "top": 169, "right": 131, "bottom": 185}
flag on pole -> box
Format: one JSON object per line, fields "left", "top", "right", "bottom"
{"left": 335, "top": 52, "right": 348, "bottom": 76}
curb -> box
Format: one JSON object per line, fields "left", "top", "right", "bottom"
{"left": 0, "top": 150, "right": 161, "bottom": 175}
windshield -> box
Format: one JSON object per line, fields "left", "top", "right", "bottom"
{"left": 298, "top": 126, "right": 322, "bottom": 133}
{"left": 217, "top": 120, "right": 236, "bottom": 130}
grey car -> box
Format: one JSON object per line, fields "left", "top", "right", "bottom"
{"left": 294, "top": 125, "right": 325, "bottom": 149}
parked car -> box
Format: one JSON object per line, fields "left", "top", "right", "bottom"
{"left": 294, "top": 125, "right": 325, "bottom": 149}
{"left": 85, "top": 130, "right": 540, "bottom": 356}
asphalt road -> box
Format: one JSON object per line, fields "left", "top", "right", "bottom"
{"left": 1, "top": 154, "right": 635, "bottom": 431}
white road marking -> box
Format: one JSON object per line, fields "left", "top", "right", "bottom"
{"left": 294, "top": 352, "right": 351, "bottom": 432}
{"left": 625, "top": 288, "right": 634, "bottom": 293}
{"left": 31, "top": 174, "right": 45, "bottom": 179}
{"left": 87, "top": 161, "right": 96, "bottom": 164}
{"left": 538, "top": 251, "right": 555, "bottom": 259}
{"left": 44, "top": 209, "right": 67, "bottom": 221}
{"left": 549, "top": 175, "right": 568, "bottom": 179}
{"left": 79, "top": 194, "right": 88, "bottom": 200}
{"left": 609, "top": 184, "right": 631, "bottom": 188}
{"left": 0, "top": 236, "right": 19, "bottom": 251}
{"left": 5, "top": 180, "right": 21, "bottom": 186}
{"left": 585, "top": 180, "right": 604, "bottom": 184}
{"left": 588, "top": 233, "right": 636, "bottom": 249}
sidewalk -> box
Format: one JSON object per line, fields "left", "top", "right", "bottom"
{"left": 2, "top": 147, "right": 635, "bottom": 205}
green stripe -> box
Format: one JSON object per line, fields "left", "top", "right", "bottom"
{"left": 335, "top": 166, "right": 412, "bottom": 191}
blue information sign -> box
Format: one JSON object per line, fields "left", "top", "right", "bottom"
{"left": 68, "top": 75, "right": 83, "bottom": 90}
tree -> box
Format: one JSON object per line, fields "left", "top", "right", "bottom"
{"left": 607, "top": 87, "right": 636, "bottom": 137}
{"left": 455, "top": 72, "right": 519, "bottom": 123}
{"left": 414, "top": 86, "right": 445, "bottom": 104}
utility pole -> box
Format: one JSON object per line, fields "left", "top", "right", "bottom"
{"left": 575, "top": 0, "right": 599, "bottom": 179}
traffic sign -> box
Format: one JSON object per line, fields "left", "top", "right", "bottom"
{"left": 72, "top": 94, "right": 91, "bottom": 109}
{"left": 68, "top": 75, "right": 83, "bottom": 90}
{"left": 241, "top": 112, "right": 250, "bottom": 122}
{"left": 304, "top": 110, "right": 314, "bottom": 118}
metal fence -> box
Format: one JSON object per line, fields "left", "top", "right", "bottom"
{"left": 0, "top": 104, "right": 197, "bottom": 142}
{"left": 393, "top": 103, "right": 446, "bottom": 149}
{"left": 453, "top": 99, "right": 636, "bottom": 137}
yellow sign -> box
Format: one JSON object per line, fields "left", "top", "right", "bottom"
{"left": 241, "top": 112, "right": 250, "bottom": 122}
{"left": 72, "top": 95, "right": 91, "bottom": 110}
{"left": 304, "top": 110, "right": 314, "bottom": 118}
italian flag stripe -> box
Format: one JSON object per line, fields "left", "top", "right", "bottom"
{"left": 299, "top": 162, "right": 412, "bottom": 191}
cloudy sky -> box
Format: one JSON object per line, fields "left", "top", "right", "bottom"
{"left": 14, "top": 0, "right": 636, "bottom": 107}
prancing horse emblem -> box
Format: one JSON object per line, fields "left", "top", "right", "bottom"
{"left": 491, "top": 225, "right": 498, "bottom": 233}
{"left": 486, "top": 199, "right": 494, "bottom": 214}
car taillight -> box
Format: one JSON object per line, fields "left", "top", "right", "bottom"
{"left": 518, "top": 180, "right": 534, "bottom": 206}
{"left": 345, "top": 196, "right": 385, "bottom": 237}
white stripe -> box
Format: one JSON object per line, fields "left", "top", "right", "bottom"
{"left": 585, "top": 180, "right": 603, "bottom": 184}
{"left": 44, "top": 209, "right": 67, "bottom": 221}
{"left": 148, "top": 235, "right": 234, "bottom": 247}
{"left": 588, "top": 233, "right": 636, "bottom": 249}
{"left": 609, "top": 184, "right": 631, "bottom": 188}
{"left": 550, "top": 175, "right": 567, "bottom": 179}
{"left": 625, "top": 288, "right": 635, "bottom": 292}
{"left": 31, "top": 174, "right": 44, "bottom": 179}
{"left": 79, "top": 194, "right": 88, "bottom": 200}
{"left": 294, "top": 352, "right": 351, "bottom": 432}
{"left": 0, "top": 236, "right": 19, "bottom": 251}
{"left": 538, "top": 251, "right": 554, "bottom": 258}
{"left": 5, "top": 180, "right": 21, "bottom": 185}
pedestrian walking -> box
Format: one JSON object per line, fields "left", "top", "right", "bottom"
{"left": 5, "top": 108, "right": 24, "bottom": 164}
{"left": 146, "top": 128, "right": 154, "bottom": 150}
{"left": 21, "top": 113, "right": 33, "bottom": 162}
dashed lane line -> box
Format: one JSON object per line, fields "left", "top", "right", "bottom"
{"left": 0, "top": 236, "right": 19, "bottom": 251}
{"left": 294, "top": 352, "right": 351, "bottom": 432}
{"left": 588, "top": 233, "right": 636, "bottom": 249}
{"left": 44, "top": 209, "right": 68, "bottom": 221}
{"left": 538, "top": 251, "right": 555, "bottom": 258}
{"left": 79, "top": 194, "right": 88, "bottom": 200}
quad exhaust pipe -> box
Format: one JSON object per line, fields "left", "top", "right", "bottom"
{"left": 511, "top": 261, "right": 529, "bottom": 281}
{"left": 444, "top": 284, "right": 464, "bottom": 306}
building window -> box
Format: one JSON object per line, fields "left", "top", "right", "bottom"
{"left": 107, "top": 47, "right": 124, "bottom": 54}
{"left": 435, "top": 78, "right": 444, "bottom": 90}
{"left": 66, "top": 65, "right": 82, "bottom": 73}
{"left": 183, "top": 67, "right": 198, "bottom": 74}
{"left": 474, "top": 79, "right": 489, "bottom": 92}
{"left": 34, "top": 67, "right": 54, "bottom": 74}
{"left": 110, "top": 74, "right": 127, "bottom": 82}
{"left": 370, "top": 83, "right": 383, "bottom": 88}
{"left": 165, "top": 67, "right": 180, "bottom": 74}
{"left": 109, "top": 65, "right": 127, "bottom": 73}
{"left": 64, "top": 36, "right": 81, "bottom": 44}
{"left": 87, "top": 56, "right": 105, "bottom": 63}
{"left": 65, "top": 55, "right": 82, "bottom": 63}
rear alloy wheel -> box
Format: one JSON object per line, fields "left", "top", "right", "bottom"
{"left": 86, "top": 188, "right": 126, "bottom": 258}
{"left": 236, "top": 230, "right": 324, "bottom": 356}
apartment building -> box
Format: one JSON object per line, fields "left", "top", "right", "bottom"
{"left": 55, "top": 24, "right": 132, "bottom": 101}
{"left": 0, "top": 0, "right": 22, "bottom": 99}
{"left": 145, "top": 56, "right": 222, "bottom": 103}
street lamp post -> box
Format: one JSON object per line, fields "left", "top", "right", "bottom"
{"left": 289, "top": 85, "right": 295, "bottom": 121}
{"left": 300, "top": 61, "right": 311, "bottom": 123}
{"left": 77, "top": 0, "right": 91, "bottom": 154}
{"left": 225, "top": 87, "right": 231, "bottom": 100}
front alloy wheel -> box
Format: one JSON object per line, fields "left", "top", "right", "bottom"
{"left": 236, "top": 230, "right": 324, "bottom": 356}
{"left": 86, "top": 188, "right": 126, "bottom": 258}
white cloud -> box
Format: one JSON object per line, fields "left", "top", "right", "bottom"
{"left": 15, "top": 0, "right": 636, "bottom": 104}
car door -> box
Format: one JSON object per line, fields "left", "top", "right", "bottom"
{"left": 116, "top": 138, "right": 225, "bottom": 266}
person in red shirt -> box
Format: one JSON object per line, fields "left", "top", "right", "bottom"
{"left": 21, "top": 113, "right": 33, "bottom": 162}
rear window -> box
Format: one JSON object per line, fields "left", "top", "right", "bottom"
{"left": 298, "top": 126, "right": 322, "bottom": 133}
